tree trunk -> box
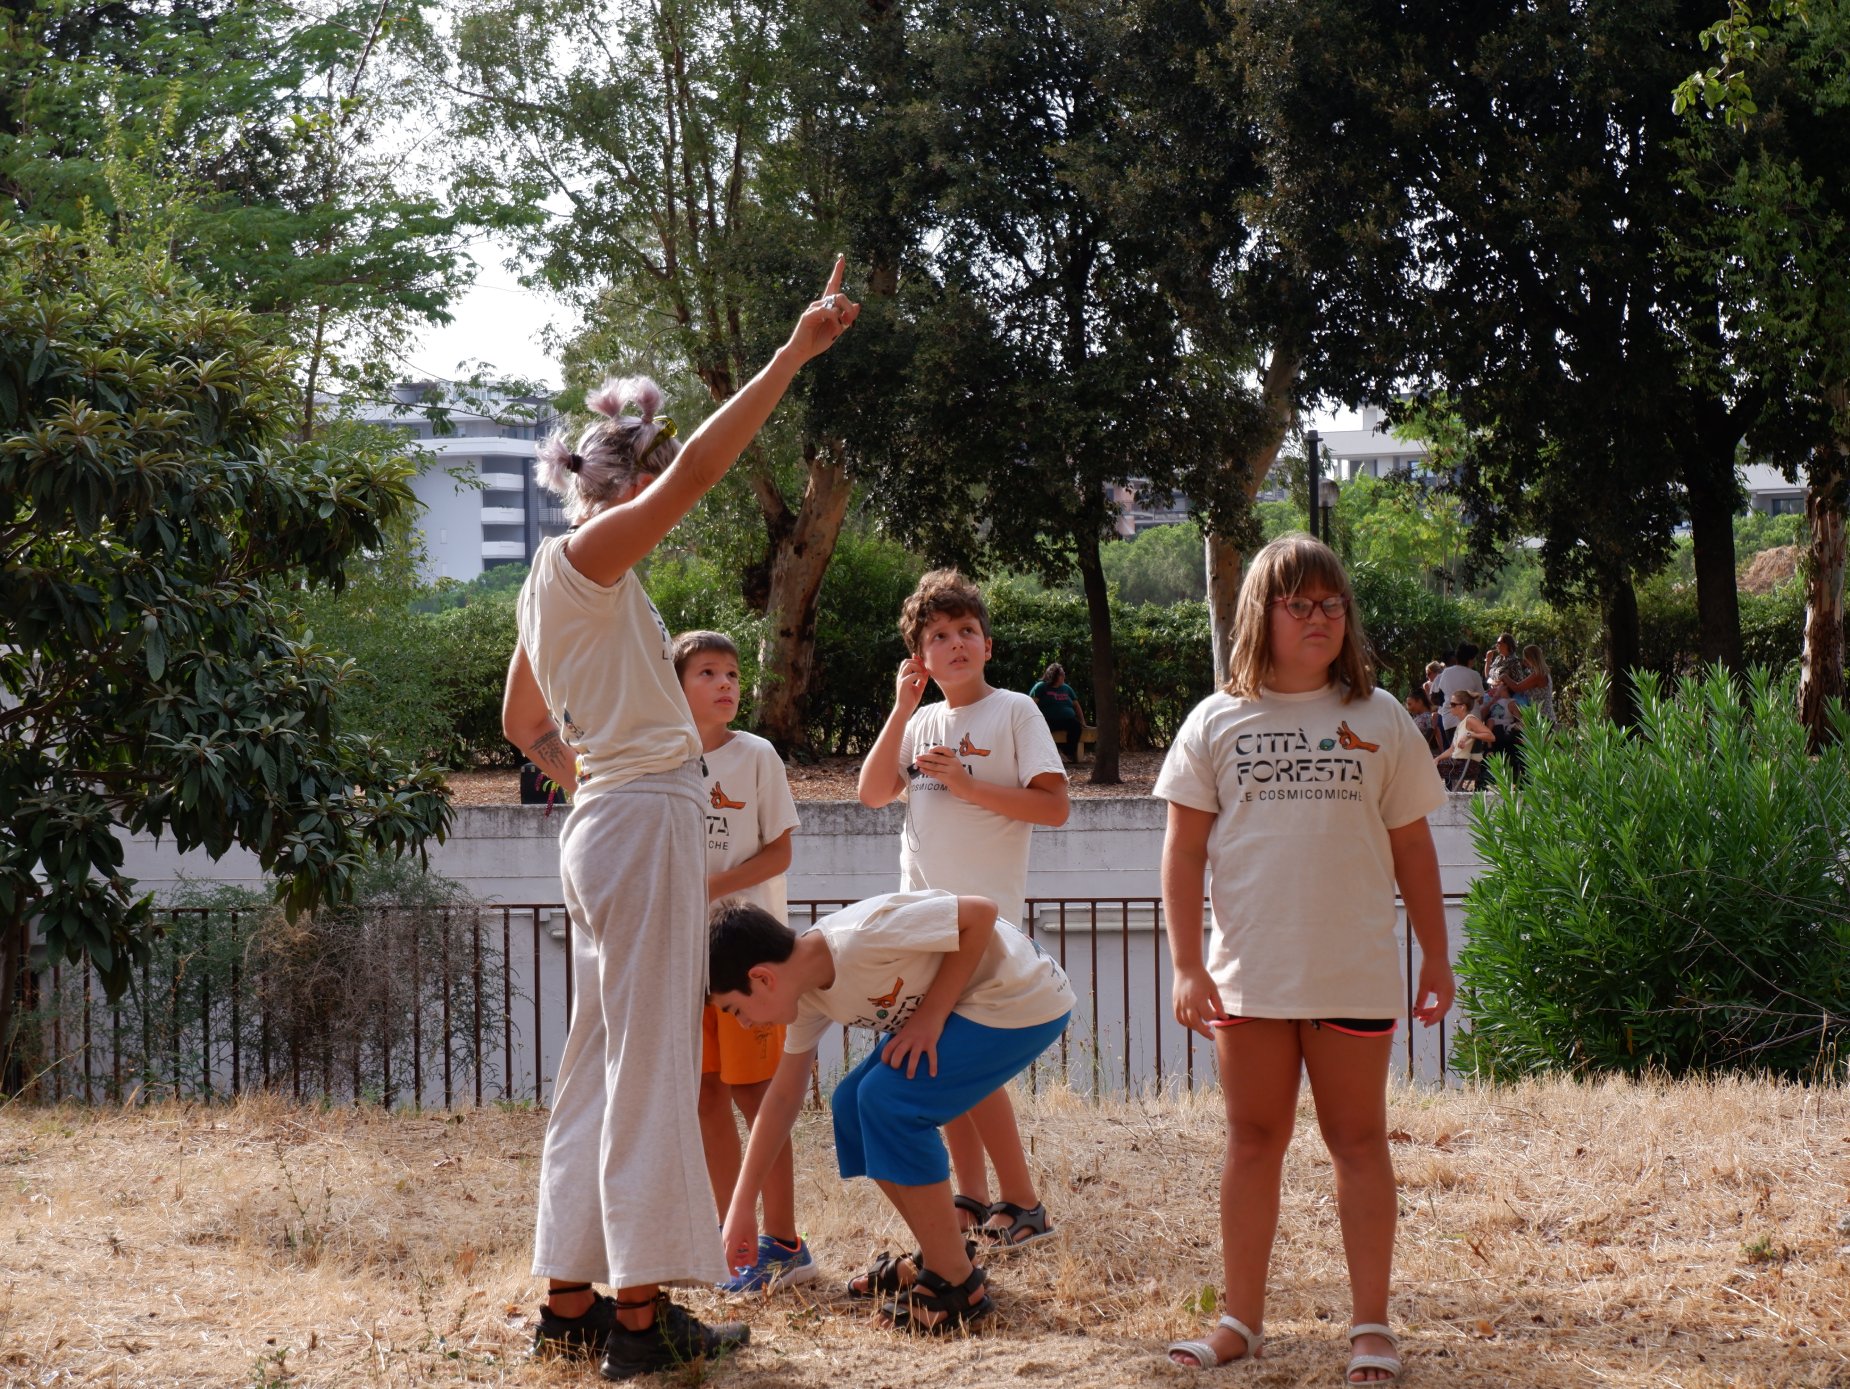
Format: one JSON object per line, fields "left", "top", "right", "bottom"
{"left": 1, "top": 913, "right": 26, "bottom": 1098}
{"left": 1075, "top": 529, "right": 1120, "bottom": 784}
{"left": 1205, "top": 533, "right": 1244, "bottom": 688}
{"left": 1205, "top": 342, "right": 1302, "bottom": 683}
{"left": 1683, "top": 450, "right": 1743, "bottom": 672}
{"left": 1602, "top": 574, "right": 1641, "bottom": 727}
{"left": 750, "top": 448, "right": 856, "bottom": 755}
{"left": 1798, "top": 422, "right": 1849, "bottom": 752}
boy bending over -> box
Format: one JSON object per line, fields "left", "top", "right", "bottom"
{"left": 709, "top": 891, "right": 1073, "bottom": 1334}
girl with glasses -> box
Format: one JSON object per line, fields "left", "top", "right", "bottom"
{"left": 1157, "top": 534, "right": 1451, "bottom": 1384}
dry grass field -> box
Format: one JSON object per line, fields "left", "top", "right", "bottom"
{"left": 2, "top": 1077, "right": 1846, "bottom": 1388}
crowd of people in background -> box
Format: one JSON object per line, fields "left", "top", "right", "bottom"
{"left": 1405, "top": 635, "right": 1554, "bottom": 790}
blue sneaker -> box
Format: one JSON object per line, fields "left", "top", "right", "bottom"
{"left": 718, "top": 1235, "right": 818, "bottom": 1294}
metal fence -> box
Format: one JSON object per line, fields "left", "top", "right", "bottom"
{"left": 13, "top": 895, "right": 1467, "bottom": 1107}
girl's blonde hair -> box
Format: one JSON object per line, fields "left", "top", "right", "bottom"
{"left": 1223, "top": 533, "right": 1375, "bottom": 703}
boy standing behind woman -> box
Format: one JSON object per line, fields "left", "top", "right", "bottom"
{"left": 673, "top": 630, "right": 816, "bottom": 1293}
{"left": 856, "top": 570, "right": 1069, "bottom": 1247}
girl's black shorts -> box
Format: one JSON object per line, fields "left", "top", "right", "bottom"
{"left": 1209, "top": 1016, "right": 1396, "bottom": 1037}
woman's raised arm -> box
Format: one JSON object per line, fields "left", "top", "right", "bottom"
{"left": 565, "top": 258, "right": 858, "bottom": 586}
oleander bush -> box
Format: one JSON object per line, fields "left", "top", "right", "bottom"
{"left": 1456, "top": 667, "right": 1850, "bottom": 1080}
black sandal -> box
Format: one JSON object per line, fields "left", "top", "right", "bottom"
{"left": 846, "top": 1248, "right": 919, "bottom": 1300}
{"left": 879, "top": 1264, "right": 994, "bottom": 1336}
{"left": 847, "top": 1237, "right": 981, "bottom": 1298}
{"left": 953, "top": 1193, "right": 989, "bottom": 1233}
{"left": 978, "top": 1201, "right": 1058, "bottom": 1250}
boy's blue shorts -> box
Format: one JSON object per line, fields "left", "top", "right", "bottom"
{"left": 830, "top": 1011, "right": 1071, "bottom": 1187}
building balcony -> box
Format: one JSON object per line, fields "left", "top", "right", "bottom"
{"left": 480, "top": 506, "right": 527, "bottom": 527}
{"left": 479, "top": 472, "right": 524, "bottom": 492}
{"left": 481, "top": 540, "right": 529, "bottom": 560}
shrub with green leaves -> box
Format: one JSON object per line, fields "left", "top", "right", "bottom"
{"left": 1457, "top": 667, "right": 1850, "bottom": 1080}
{"left": 24, "top": 858, "right": 510, "bottom": 1106}
{"left": 0, "top": 225, "right": 450, "bottom": 1060}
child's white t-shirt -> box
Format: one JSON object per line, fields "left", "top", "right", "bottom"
{"left": 898, "top": 689, "right": 1068, "bottom": 927}
{"left": 784, "top": 890, "right": 1075, "bottom": 1054}
{"left": 700, "top": 730, "right": 801, "bottom": 923}
{"left": 515, "top": 536, "right": 699, "bottom": 801}
{"left": 1153, "top": 684, "right": 1447, "bottom": 1019}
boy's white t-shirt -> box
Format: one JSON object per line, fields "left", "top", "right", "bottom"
{"left": 1154, "top": 684, "right": 1447, "bottom": 1019}
{"left": 515, "top": 536, "right": 699, "bottom": 801}
{"left": 784, "top": 890, "right": 1075, "bottom": 1054}
{"left": 700, "top": 730, "right": 800, "bottom": 923}
{"left": 898, "top": 688, "right": 1068, "bottom": 927}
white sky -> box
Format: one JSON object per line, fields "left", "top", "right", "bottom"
{"left": 402, "top": 245, "right": 570, "bottom": 389}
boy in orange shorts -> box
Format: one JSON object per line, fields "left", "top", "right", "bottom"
{"left": 674, "top": 631, "right": 815, "bottom": 1293}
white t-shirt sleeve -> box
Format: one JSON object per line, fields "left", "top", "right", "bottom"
{"left": 1010, "top": 695, "right": 1069, "bottom": 785}
{"left": 1153, "top": 700, "right": 1222, "bottom": 814}
{"left": 1375, "top": 689, "right": 1448, "bottom": 829}
{"left": 755, "top": 740, "right": 800, "bottom": 845}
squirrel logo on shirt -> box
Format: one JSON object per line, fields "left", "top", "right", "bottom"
{"left": 867, "top": 978, "right": 904, "bottom": 1019}
{"left": 710, "top": 783, "right": 747, "bottom": 810}
{"left": 957, "top": 733, "right": 991, "bottom": 758}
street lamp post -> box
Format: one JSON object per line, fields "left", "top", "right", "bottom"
{"left": 1305, "top": 429, "right": 1321, "bottom": 542}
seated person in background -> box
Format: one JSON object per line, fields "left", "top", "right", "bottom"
{"left": 1027, "top": 662, "right": 1086, "bottom": 763}
{"left": 1481, "top": 680, "right": 1525, "bottom": 780}
{"left": 1430, "top": 644, "right": 1485, "bottom": 734}
{"left": 1435, "top": 692, "right": 1494, "bottom": 789}
{"left": 1404, "top": 688, "right": 1445, "bottom": 755}
{"left": 1504, "top": 643, "right": 1554, "bottom": 722}
{"left": 1421, "top": 660, "right": 1446, "bottom": 706}
{"left": 1492, "top": 633, "right": 1529, "bottom": 693}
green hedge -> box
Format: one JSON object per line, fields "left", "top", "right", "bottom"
{"left": 325, "top": 533, "right": 1819, "bottom": 764}
{"left": 1457, "top": 668, "right": 1850, "bottom": 1080}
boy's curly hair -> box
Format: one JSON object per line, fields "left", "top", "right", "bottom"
{"left": 899, "top": 568, "right": 991, "bottom": 654}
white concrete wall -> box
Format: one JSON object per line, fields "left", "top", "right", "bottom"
{"left": 118, "top": 793, "right": 1485, "bottom": 908}
{"left": 97, "top": 795, "right": 1488, "bottom": 1100}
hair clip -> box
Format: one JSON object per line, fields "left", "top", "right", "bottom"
{"left": 566, "top": 451, "right": 585, "bottom": 474}
{"left": 637, "top": 417, "right": 677, "bottom": 467}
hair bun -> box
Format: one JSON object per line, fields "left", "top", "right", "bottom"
{"left": 586, "top": 374, "right": 664, "bottom": 423}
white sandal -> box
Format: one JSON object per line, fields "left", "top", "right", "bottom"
{"left": 1345, "top": 1323, "right": 1403, "bottom": 1384}
{"left": 1167, "top": 1313, "right": 1262, "bottom": 1368}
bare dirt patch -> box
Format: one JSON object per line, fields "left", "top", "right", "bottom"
{"left": 446, "top": 751, "right": 1166, "bottom": 807}
{"left": 4, "top": 1078, "right": 1846, "bottom": 1386}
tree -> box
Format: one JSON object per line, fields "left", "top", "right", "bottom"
{"left": 1116, "top": 0, "right": 1438, "bottom": 683}
{"left": 1100, "top": 521, "right": 1209, "bottom": 607}
{"left": 0, "top": 226, "right": 451, "bottom": 1079}
{"left": 1404, "top": 2, "right": 1781, "bottom": 688}
{"left": 1677, "top": 0, "right": 1850, "bottom": 747}
{"left": 451, "top": 0, "right": 915, "bottom": 753}
{"left": 889, "top": 0, "right": 1263, "bottom": 781}
{"left": 2, "top": 0, "right": 472, "bottom": 436}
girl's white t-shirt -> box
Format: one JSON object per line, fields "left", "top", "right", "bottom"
{"left": 784, "top": 890, "right": 1075, "bottom": 1054}
{"left": 1154, "top": 684, "right": 1447, "bottom": 1019}
{"left": 515, "top": 535, "right": 700, "bottom": 802}
{"left": 897, "top": 688, "right": 1068, "bottom": 928}
{"left": 700, "top": 730, "right": 801, "bottom": 922}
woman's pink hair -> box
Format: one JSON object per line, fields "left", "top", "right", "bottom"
{"left": 534, "top": 375, "right": 681, "bottom": 522}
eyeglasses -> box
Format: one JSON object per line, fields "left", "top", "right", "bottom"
{"left": 1271, "top": 595, "right": 1350, "bottom": 621}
